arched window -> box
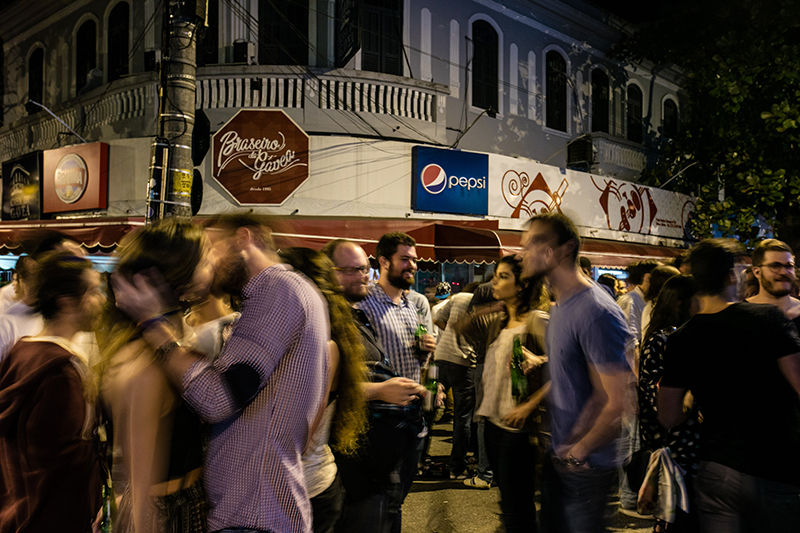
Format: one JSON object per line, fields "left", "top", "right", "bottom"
{"left": 76, "top": 20, "right": 97, "bottom": 93}
{"left": 663, "top": 98, "right": 679, "bottom": 138}
{"left": 627, "top": 84, "right": 643, "bottom": 143}
{"left": 27, "top": 47, "right": 44, "bottom": 115}
{"left": 546, "top": 50, "right": 567, "bottom": 132}
{"left": 471, "top": 20, "right": 498, "bottom": 114}
{"left": 259, "top": 0, "right": 308, "bottom": 65}
{"left": 107, "top": 2, "right": 129, "bottom": 82}
{"left": 591, "top": 69, "right": 609, "bottom": 133}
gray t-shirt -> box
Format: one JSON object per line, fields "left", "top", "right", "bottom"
{"left": 547, "top": 283, "right": 632, "bottom": 469}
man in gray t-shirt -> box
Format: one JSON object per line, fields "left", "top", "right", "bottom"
{"left": 522, "top": 213, "right": 633, "bottom": 533}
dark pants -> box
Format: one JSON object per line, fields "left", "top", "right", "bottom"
{"left": 485, "top": 421, "right": 537, "bottom": 533}
{"left": 388, "top": 434, "right": 425, "bottom": 533}
{"left": 694, "top": 461, "right": 800, "bottom": 533}
{"left": 437, "top": 361, "right": 475, "bottom": 474}
{"left": 311, "top": 472, "right": 345, "bottom": 533}
{"left": 540, "top": 453, "right": 617, "bottom": 533}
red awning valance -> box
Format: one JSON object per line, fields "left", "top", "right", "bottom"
{"left": 0, "top": 217, "right": 144, "bottom": 254}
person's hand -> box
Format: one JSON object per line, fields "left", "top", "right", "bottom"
{"left": 377, "top": 377, "right": 425, "bottom": 406}
{"left": 436, "top": 382, "right": 446, "bottom": 408}
{"left": 418, "top": 333, "right": 436, "bottom": 353}
{"left": 112, "top": 268, "right": 171, "bottom": 323}
{"left": 501, "top": 403, "right": 533, "bottom": 429}
{"left": 520, "top": 347, "right": 548, "bottom": 375}
{"left": 682, "top": 391, "right": 695, "bottom": 413}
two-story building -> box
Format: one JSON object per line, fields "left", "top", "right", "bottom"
{"left": 0, "top": 0, "right": 694, "bottom": 284}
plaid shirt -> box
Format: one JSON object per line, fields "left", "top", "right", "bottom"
{"left": 182, "top": 264, "right": 329, "bottom": 533}
{"left": 357, "top": 284, "right": 432, "bottom": 383}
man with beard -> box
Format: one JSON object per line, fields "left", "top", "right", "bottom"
{"left": 355, "top": 232, "right": 435, "bottom": 533}
{"left": 113, "top": 215, "right": 328, "bottom": 533}
{"left": 521, "top": 213, "right": 633, "bottom": 533}
{"left": 659, "top": 239, "right": 800, "bottom": 531}
{"left": 322, "top": 239, "right": 425, "bottom": 533}
{"left": 747, "top": 239, "right": 800, "bottom": 328}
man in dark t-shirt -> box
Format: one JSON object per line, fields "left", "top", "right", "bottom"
{"left": 660, "top": 238, "right": 800, "bottom": 532}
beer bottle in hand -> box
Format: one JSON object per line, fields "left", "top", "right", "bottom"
{"left": 511, "top": 336, "right": 528, "bottom": 403}
{"left": 423, "top": 360, "right": 439, "bottom": 412}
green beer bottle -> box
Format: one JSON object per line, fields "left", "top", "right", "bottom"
{"left": 423, "top": 360, "right": 439, "bottom": 412}
{"left": 99, "top": 481, "right": 116, "bottom": 533}
{"left": 511, "top": 335, "right": 528, "bottom": 403}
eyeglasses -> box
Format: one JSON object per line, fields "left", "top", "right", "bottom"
{"left": 333, "top": 266, "right": 371, "bottom": 276}
{"left": 756, "top": 262, "right": 796, "bottom": 272}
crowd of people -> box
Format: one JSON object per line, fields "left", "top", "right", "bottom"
{"left": 0, "top": 212, "right": 799, "bottom": 533}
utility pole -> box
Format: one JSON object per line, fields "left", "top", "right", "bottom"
{"left": 146, "top": 0, "right": 206, "bottom": 222}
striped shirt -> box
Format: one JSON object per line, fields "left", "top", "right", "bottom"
{"left": 182, "top": 264, "right": 329, "bottom": 533}
{"left": 357, "top": 284, "right": 432, "bottom": 383}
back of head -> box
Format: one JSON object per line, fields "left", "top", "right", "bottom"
{"left": 204, "top": 213, "right": 275, "bottom": 251}
{"left": 14, "top": 255, "right": 36, "bottom": 284}
{"left": 645, "top": 274, "right": 698, "bottom": 341}
{"left": 597, "top": 273, "right": 618, "bottom": 292}
{"left": 26, "top": 230, "right": 82, "bottom": 260}
{"left": 751, "top": 239, "right": 793, "bottom": 267}
{"left": 527, "top": 212, "right": 581, "bottom": 263}
{"left": 33, "top": 251, "right": 93, "bottom": 321}
{"left": 688, "top": 238, "right": 745, "bottom": 296}
{"left": 279, "top": 247, "right": 339, "bottom": 296}
{"left": 375, "top": 232, "right": 416, "bottom": 263}
{"left": 115, "top": 219, "right": 205, "bottom": 301}
{"left": 644, "top": 265, "right": 681, "bottom": 301}
{"left": 627, "top": 259, "right": 660, "bottom": 286}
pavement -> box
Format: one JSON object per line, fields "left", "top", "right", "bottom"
{"left": 402, "top": 419, "right": 654, "bottom": 533}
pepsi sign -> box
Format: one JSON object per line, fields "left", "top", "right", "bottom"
{"left": 412, "top": 146, "right": 489, "bottom": 215}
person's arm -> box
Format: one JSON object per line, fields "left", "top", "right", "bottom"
{"left": 562, "top": 367, "right": 632, "bottom": 463}
{"left": 361, "top": 377, "right": 425, "bottom": 405}
{"left": 658, "top": 385, "right": 691, "bottom": 429}
{"left": 502, "top": 381, "right": 551, "bottom": 429}
{"left": 778, "top": 352, "right": 800, "bottom": 396}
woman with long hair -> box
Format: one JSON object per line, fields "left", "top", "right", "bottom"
{"left": 457, "top": 254, "right": 550, "bottom": 533}
{"left": 639, "top": 274, "right": 701, "bottom": 533}
{"left": 98, "top": 220, "right": 213, "bottom": 533}
{"left": 278, "top": 247, "right": 367, "bottom": 533}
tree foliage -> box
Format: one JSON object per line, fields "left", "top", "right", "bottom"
{"left": 615, "top": 0, "right": 800, "bottom": 247}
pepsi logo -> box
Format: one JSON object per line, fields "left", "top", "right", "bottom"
{"left": 420, "top": 164, "right": 447, "bottom": 194}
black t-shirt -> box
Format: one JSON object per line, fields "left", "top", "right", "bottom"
{"left": 662, "top": 302, "right": 800, "bottom": 486}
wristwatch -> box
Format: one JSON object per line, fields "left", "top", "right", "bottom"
{"left": 153, "top": 340, "right": 182, "bottom": 363}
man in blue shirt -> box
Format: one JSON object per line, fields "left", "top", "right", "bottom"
{"left": 521, "top": 212, "right": 634, "bottom": 533}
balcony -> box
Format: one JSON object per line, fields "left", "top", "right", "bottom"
{"left": 567, "top": 132, "right": 661, "bottom": 182}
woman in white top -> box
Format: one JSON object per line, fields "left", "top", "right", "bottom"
{"left": 458, "top": 254, "right": 550, "bottom": 533}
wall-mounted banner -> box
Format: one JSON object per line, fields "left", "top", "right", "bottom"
{"left": 42, "top": 142, "right": 108, "bottom": 214}
{"left": 2, "top": 151, "right": 42, "bottom": 221}
{"left": 488, "top": 153, "right": 695, "bottom": 239}
{"left": 412, "top": 146, "right": 489, "bottom": 216}
{"left": 212, "top": 109, "right": 309, "bottom": 206}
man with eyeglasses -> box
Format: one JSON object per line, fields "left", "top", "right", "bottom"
{"left": 322, "top": 238, "right": 426, "bottom": 533}
{"left": 659, "top": 238, "right": 800, "bottom": 532}
{"left": 746, "top": 239, "right": 800, "bottom": 329}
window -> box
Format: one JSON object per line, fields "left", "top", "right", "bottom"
{"left": 361, "top": 0, "right": 403, "bottom": 76}
{"left": 27, "top": 47, "right": 44, "bottom": 115}
{"left": 471, "top": 20, "right": 498, "bottom": 114}
{"left": 546, "top": 50, "right": 567, "bottom": 132}
{"left": 196, "top": 0, "right": 220, "bottom": 66}
{"left": 591, "top": 69, "right": 609, "bottom": 133}
{"left": 663, "top": 98, "right": 678, "bottom": 138}
{"left": 76, "top": 20, "right": 97, "bottom": 93}
{"left": 627, "top": 84, "right": 643, "bottom": 143}
{"left": 259, "top": 0, "right": 308, "bottom": 65}
{"left": 107, "top": 2, "right": 129, "bottom": 82}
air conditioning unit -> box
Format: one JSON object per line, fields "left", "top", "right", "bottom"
{"left": 566, "top": 134, "right": 595, "bottom": 172}
{"left": 233, "top": 41, "right": 256, "bottom": 64}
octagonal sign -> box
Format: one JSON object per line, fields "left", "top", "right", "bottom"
{"left": 212, "top": 109, "right": 309, "bottom": 205}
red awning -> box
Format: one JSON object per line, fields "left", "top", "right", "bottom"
{"left": 0, "top": 217, "right": 144, "bottom": 254}
{"left": 581, "top": 239, "right": 685, "bottom": 269}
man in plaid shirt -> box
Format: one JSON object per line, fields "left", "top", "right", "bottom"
{"left": 114, "top": 215, "right": 328, "bottom": 533}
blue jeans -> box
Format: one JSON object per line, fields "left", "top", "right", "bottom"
{"left": 388, "top": 433, "right": 425, "bottom": 533}
{"left": 437, "top": 361, "right": 475, "bottom": 474}
{"left": 311, "top": 472, "right": 345, "bottom": 533}
{"left": 540, "top": 453, "right": 617, "bottom": 533}
{"left": 694, "top": 461, "right": 800, "bottom": 533}
{"left": 618, "top": 414, "right": 639, "bottom": 510}
{"left": 485, "top": 422, "right": 537, "bottom": 532}
{"left": 474, "top": 363, "right": 493, "bottom": 482}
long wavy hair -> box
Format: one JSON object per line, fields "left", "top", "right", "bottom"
{"left": 643, "top": 274, "right": 698, "bottom": 343}
{"left": 96, "top": 220, "right": 206, "bottom": 379}
{"left": 497, "top": 254, "right": 550, "bottom": 315}
{"left": 279, "top": 247, "right": 368, "bottom": 454}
